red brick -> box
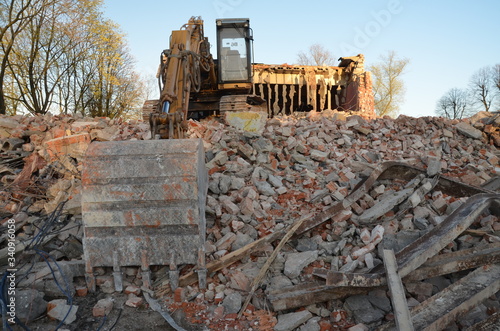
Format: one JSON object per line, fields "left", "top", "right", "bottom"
{"left": 225, "top": 313, "right": 238, "bottom": 320}
{"left": 351, "top": 201, "right": 364, "bottom": 215}
{"left": 44, "top": 133, "right": 90, "bottom": 161}
{"left": 319, "top": 319, "right": 333, "bottom": 331}
{"left": 95, "top": 275, "right": 113, "bottom": 286}
{"left": 333, "top": 210, "right": 353, "bottom": 223}
{"left": 51, "top": 127, "right": 66, "bottom": 138}
{"left": 208, "top": 166, "right": 225, "bottom": 175}
{"left": 229, "top": 270, "right": 250, "bottom": 291}
{"left": 240, "top": 197, "right": 255, "bottom": 215}
{"left": 326, "top": 181, "right": 339, "bottom": 192}
{"left": 174, "top": 288, "right": 185, "bottom": 302}
{"left": 213, "top": 305, "right": 225, "bottom": 320}
{"left": 125, "top": 295, "right": 143, "bottom": 308}
{"left": 124, "top": 285, "right": 141, "bottom": 296}
{"left": 75, "top": 286, "right": 88, "bottom": 297}
{"left": 270, "top": 157, "right": 278, "bottom": 170}
{"left": 214, "top": 291, "right": 224, "bottom": 304}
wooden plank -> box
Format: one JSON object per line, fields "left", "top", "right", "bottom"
{"left": 377, "top": 264, "right": 500, "bottom": 331}
{"left": 404, "top": 242, "right": 500, "bottom": 281}
{"left": 383, "top": 249, "right": 414, "bottom": 331}
{"left": 326, "top": 270, "right": 384, "bottom": 287}
{"left": 268, "top": 282, "right": 373, "bottom": 311}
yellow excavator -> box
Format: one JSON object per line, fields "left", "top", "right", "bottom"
{"left": 145, "top": 16, "right": 265, "bottom": 139}
{"left": 81, "top": 17, "right": 373, "bottom": 292}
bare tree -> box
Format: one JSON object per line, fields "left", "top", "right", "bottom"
{"left": 436, "top": 88, "right": 472, "bottom": 119}
{"left": 8, "top": 0, "right": 69, "bottom": 114}
{"left": 143, "top": 74, "right": 159, "bottom": 100}
{"left": 2, "top": 74, "right": 19, "bottom": 115}
{"left": 369, "top": 51, "right": 409, "bottom": 117}
{"left": 469, "top": 66, "right": 495, "bottom": 112}
{"left": 297, "top": 44, "right": 336, "bottom": 66}
{"left": 0, "top": 0, "right": 45, "bottom": 114}
{"left": 84, "top": 19, "right": 145, "bottom": 118}
{"left": 3, "top": 0, "right": 145, "bottom": 117}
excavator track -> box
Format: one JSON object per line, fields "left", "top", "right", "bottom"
{"left": 219, "top": 94, "right": 266, "bottom": 114}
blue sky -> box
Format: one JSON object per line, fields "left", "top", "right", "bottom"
{"left": 103, "top": 0, "right": 500, "bottom": 118}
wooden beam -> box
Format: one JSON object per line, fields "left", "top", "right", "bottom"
{"left": 377, "top": 264, "right": 500, "bottom": 331}
{"left": 381, "top": 193, "right": 500, "bottom": 278}
{"left": 268, "top": 282, "right": 373, "bottom": 311}
{"left": 413, "top": 264, "right": 500, "bottom": 330}
{"left": 404, "top": 242, "right": 500, "bottom": 281}
{"left": 383, "top": 249, "right": 414, "bottom": 331}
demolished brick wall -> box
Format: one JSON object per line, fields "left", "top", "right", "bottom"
{"left": 343, "top": 72, "right": 375, "bottom": 120}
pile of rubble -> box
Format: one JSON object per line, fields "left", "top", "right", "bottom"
{"left": 1, "top": 110, "right": 500, "bottom": 330}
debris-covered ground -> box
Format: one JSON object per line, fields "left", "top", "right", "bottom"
{"left": 1, "top": 110, "right": 500, "bottom": 330}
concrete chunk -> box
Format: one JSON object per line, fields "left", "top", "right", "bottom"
{"left": 93, "top": 298, "right": 113, "bottom": 317}
{"left": 47, "top": 299, "right": 78, "bottom": 325}
{"left": 274, "top": 310, "right": 312, "bottom": 331}
{"left": 284, "top": 250, "right": 319, "bottom": 279}
{"left": 359, "top": 188, "right": 414, "bottom": 224}
{"left": 0, "top": 117, "right": 19, "bottom": 129}
{"left": 222, "top": 292, "right": 242, "bottom": 314}
{"left": 455, "top": 122, "right": 483, "bottom": 140}
{"left": 254, "top": 180, "right": 276, "bottom": 196}
{"left": 16, "top": 289, "right": 47, "bottom": 323}
{"left": 310, "top": 149, "right": 330, "bottom": 162}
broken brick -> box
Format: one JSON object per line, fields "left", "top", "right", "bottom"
{"left": 93, "top": 298, "right": 113, "bottom": 317}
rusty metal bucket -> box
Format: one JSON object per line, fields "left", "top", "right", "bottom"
{"left": 81, "top": 139, "right": 208, "bottom": 291}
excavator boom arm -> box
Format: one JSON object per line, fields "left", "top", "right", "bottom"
{"left": 152, "top": 17, "right": 214, "bottom": 139}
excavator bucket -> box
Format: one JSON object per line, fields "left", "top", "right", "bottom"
{"left": 81, "top": 139, "right": 208, "bottom": 291}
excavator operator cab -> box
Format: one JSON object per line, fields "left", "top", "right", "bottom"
{"left": 216, "top": 18, "right": 253, "bottom": 89}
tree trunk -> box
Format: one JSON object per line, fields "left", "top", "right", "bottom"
{"left": 0, "top": 85, "right": 6, "bottom": 115}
